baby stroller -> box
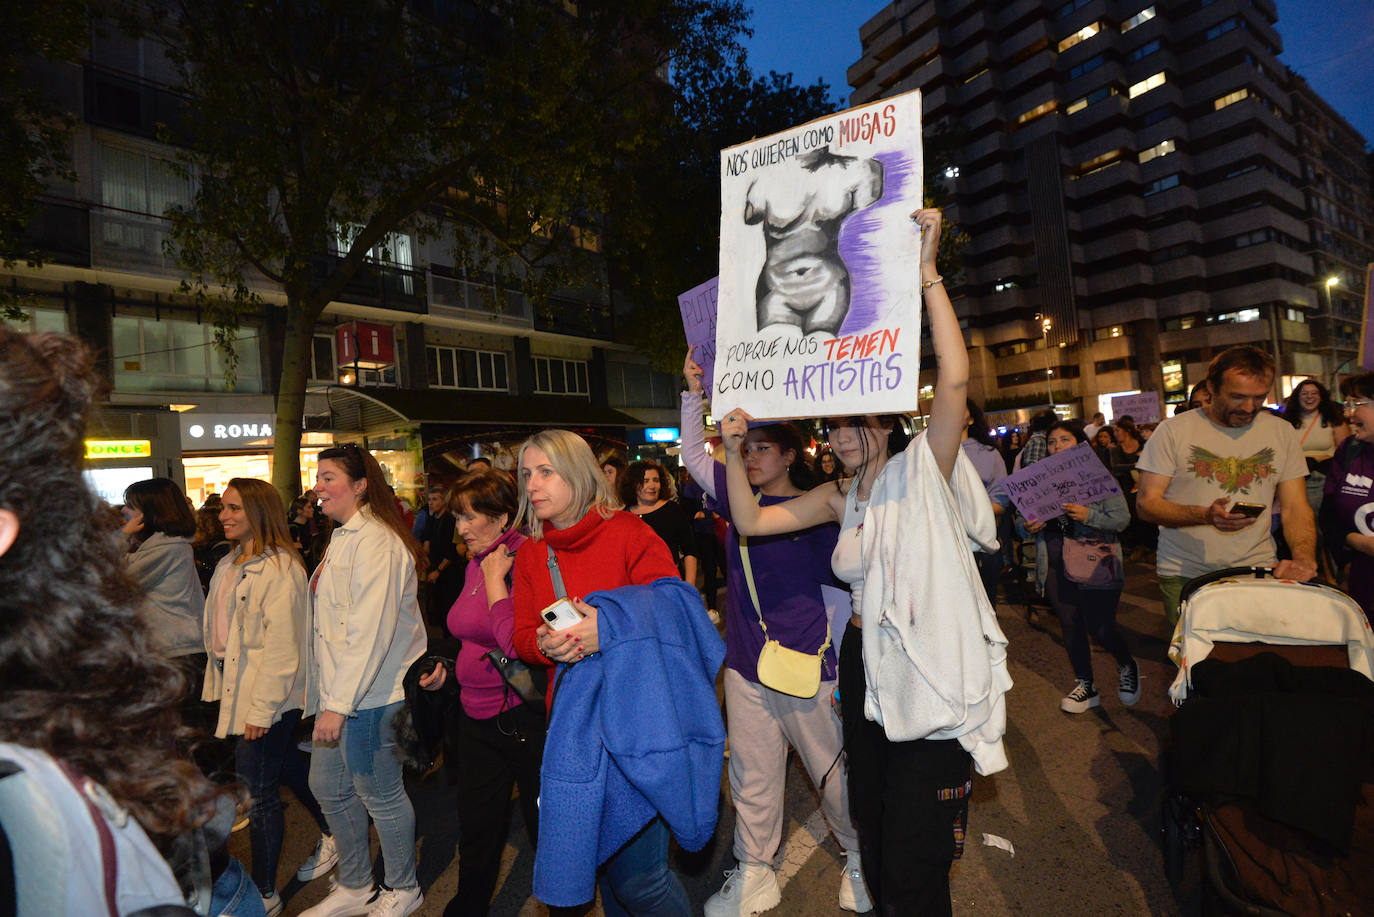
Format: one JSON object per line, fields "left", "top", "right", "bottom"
{"left": 1160, "top": 567, "right": 1374, "bottom": 915}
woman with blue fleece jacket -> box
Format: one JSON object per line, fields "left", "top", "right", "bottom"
{"left": 512, "top": 429, "right": 724, "bottom": 916}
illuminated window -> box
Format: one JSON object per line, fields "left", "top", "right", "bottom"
{"left": 1138, "top": 138, "right": 1176, "bottom": 163}
{"left": 1057, "top": 21, "right": 1101, "bottom": 53}
{"left": 1121, "top": 6, "right": 1156, "bottom": 32}
{"left": 1214, "top": 88, "right": 1249, "bottom": 111}
{"left": 1016, "top": 99, "right": 1059, "bottom": 126}
{"left": 1075, "top": 149, "right": 1125, "bottom": 177}
{"left": 1067, "top": 85, "right": 1117, "bottom": 115}
{"left": 1128, "top": 71, "right": 1166, "bottom": 99}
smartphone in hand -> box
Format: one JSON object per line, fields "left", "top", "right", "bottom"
{"left": 1230, "top": 501, "right": 1266, "bottom": 518}
{"left": 540, "top": 597, "right": 583, "bottom": 631}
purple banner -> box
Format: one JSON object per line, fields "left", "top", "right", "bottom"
{"left": 678, "top": 277, "right": 719, "bottom": 396}
{"left": 1001, "top": 442, "right": 1122, "bottom": 525}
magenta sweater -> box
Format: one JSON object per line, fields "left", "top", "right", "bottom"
{"left": 447, "top": 527, "right": 528, "bottom": 719}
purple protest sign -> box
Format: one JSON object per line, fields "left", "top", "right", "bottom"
{"left": 678, "top": 277, "right": 719, "bottom": 396}
{"left": 1001, "top": 442, "right": 1122, "bottom": 525}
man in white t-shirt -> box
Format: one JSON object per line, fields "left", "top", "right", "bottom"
{"left": 1137, "top": 345, "right": 1316, "bottom": 624}
{"left": 1084, "top": 412, "right": 1105, "bottom": 442}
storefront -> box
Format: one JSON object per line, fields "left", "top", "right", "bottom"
{"left": 83, "top": 407, "right": 183, "bottom": 504}
{"left": 179, "top": 411, "right": 336, "bottom": 505}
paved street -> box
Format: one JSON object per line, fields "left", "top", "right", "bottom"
{"left": 243, "top": 559, "right": 1191, "bottom": 916}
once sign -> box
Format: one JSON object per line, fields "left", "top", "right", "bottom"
{"left": 86, "top": 439, "right": 153, "bottom": 459}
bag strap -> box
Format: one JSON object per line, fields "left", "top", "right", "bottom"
{"left": 546, "top": 545, "right": 568, "bottom": 599}
{"left": 56, "top": 760, "right": 120, "bottom": 917}
{"left": 1299, "top": 411, "right": 1320, "bottom": 446}
{"left": 738, "top": 493, "right": 831, "bottom": 658}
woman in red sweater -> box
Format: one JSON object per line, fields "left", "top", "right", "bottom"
{"left": 511, "top": 428, "right": 688, "bottom": 917}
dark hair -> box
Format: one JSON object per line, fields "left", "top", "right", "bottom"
{"left": 822, "top": 414, "right": 910, "bottom": 492}
{"left": 1340, "top": 372, "right": 1374, "bottom": 403}
{"left": 813, "top": 449, "right": 840, "bottom": 482}
{"left": 0, "top": 330, "right": 218, "bottom": 847}
{"left": 1188, "top": 381, "right": 1210, "bottom": 406}
{"left": 124, "top": 478, "right": 197, "bottom": 546}
{"left": 1047, "top": 419, "right": 1088, "bottom": 445}
{"left": 619, "top": 459, "right": 676, "bottom": 507}
{"left": 466, "top": 456, "right": 493, "bottom": 471}
{"left": 1028, "top": 409, "right": 1057, "bottom": 434}
{"left": 1115, "top": 420, "right": 1142, "bottom": 446}
{"left": 1206, "top": 345, "right": 1276, "bottom": 391}
{"left": 965, "top": 398, "right": 994, "bottom": 447}
{"left": 449, "top": 469, "right": 518, "bottom": 523}
{"left": 599, "top": 453, "right": 627, "bottom": 473}
{"left": 1093, "top": 425, "right": 1115, "bottom": 445}
{"left": 193, "top": 505, "right": 225, "bottom": 548}
{"left": 748, "top": 422, "right": 816, "bottom": 491}
{"left": 1283, "top": 378, "right": 1344, "bottom": 429}
{"left": 316, "top": 443, "right": 426, "bottom": 572}
{"left": 289, "top": 494, "right": 311, "bottom": 518}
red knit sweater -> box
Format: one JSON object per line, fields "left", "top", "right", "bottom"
{"left": 512, "top": 508, "right": 679, "bottom": 707}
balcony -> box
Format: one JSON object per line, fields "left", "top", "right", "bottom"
{"left": 330, "top": 257, "right": 427, "bottom": 314}
{"left": 25, "top": 201, "right": 91, "bottom": 268}
{"left": 84, "top": 65, "right": 188, "bottom": 142}
{"left": 427, "top": 272, "right": 534, "bottom": 327}
{"left": 533, "top": 296, "right": 613, "bottom": 341}
{"left": 91, "top": 210, "right": 181, "bottom": 277}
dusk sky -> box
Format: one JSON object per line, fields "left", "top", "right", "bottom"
{"left": 742, "top": 0, "right": 1374, "bottom": 145}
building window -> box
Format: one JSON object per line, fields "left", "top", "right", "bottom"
{"left": 1128, "top": 71, "right": 1166, "bottom": 99}
{"left": 1067, "top": 54, "right": 1104, "bottom": 80}
{"left": 1143, "top": 173, "right": 1180, "bottom": 196}
{"left": 1128, "top": 39, "right": 1161, "bottom": 61}
{"left": 1205, "top": 17, "right": 1243, "bottom": 41}
{"left": 1056, "top": 0, "right": 1093, "bottom": 19}
{"left": 111, "top": 315, "right": 262, "bottom": 393}
{"left": 1, "top": 307, "right": 67, "bottom": 334}
{"left": 1016, "top": 99, "right": 1059, "bottom": 126}
{"left": 310, "top": 334, "right": 337, "bottom": 382}
{"left": 1138, "top": 138, "right": 1176, "bottom": 163}
{"left": 533, "top": 356, "right": 589, "bottom": 396}
{"left": 1141, "top": 106, "right": 1172, "bottom": 126}
{"left": 1075, "top": 149, "right": 1125, "bottom": 177}
{"left": 1214, "top": 88, "right": 1249, "bottom": 111}
{"left": 1121, "top": 6, "right": 1156, "bottom": 32}
{"left": 1057, "top": 22, "right": 1101, "bottom": 53}
{"left": 96, "top": 144, "right": 192, "bottom": 261}
{"left": 1066, "top": 85, "right": 1117, "bottom": 115}
{"left": 333, "top": 225, "right": 416, "bottom": 294}
{"left": 425, "top": 346, "right": 509, "bottom": 391}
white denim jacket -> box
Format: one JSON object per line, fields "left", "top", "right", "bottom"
{"left": 201, "top": 547, "right": 310, "bottom": 738}
{"left": 308, "top": 507, "right": 426, "bottom": 716}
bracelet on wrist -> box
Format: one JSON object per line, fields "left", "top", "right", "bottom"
{"left": 921, "top": 275, "right": 944, "bottom": 291}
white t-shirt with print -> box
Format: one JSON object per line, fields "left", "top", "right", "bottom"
{"left": 1136, "top": 409, "right": 1306, "bottom": 579}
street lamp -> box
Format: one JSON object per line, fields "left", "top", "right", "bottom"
{"left": 1040, "top": 315, "right": 1054, "bottom": 408}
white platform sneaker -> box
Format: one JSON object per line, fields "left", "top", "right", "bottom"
{"left": 703, "top": 862, "right": 782, "bottom": 917}
{"left": 838, "top": 851, "right": 873, "bottom": 912}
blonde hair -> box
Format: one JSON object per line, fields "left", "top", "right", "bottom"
{"left": 225, "top": 477, "right": 304, "bottom": 570}
{"left": 516, "top": 429, "right": 621, "bottom": 539}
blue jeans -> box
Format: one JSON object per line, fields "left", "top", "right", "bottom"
{"left": 596, "top": 818, "right": 691, "bottom": 917}
{"left": 308, "top": 701, "right": 418, "bottom": 891}
{"left": 236, "top": 708, "right": 330, "bottom": 894}
{"left": 212, "top": 856, "right": 267, "bottom": 916}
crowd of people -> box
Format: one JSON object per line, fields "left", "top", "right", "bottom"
{"left": 4, "top": 202, "right": 1370, "bottom": 917}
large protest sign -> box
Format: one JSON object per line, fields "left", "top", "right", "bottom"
{"left": 678, "top": 277, "right": 719, "bottom": 396}
{"left": 1110, "top": 391, "right": 1161, "bottom": 424}
{"left": 714, "top": 89, "right": 924, "bottom": 420}
{"left": 1001, "top": 442, "right": 1122, "bottom": 525}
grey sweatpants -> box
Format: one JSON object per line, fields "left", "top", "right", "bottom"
{"left": 724, "top": 667, "right": 859, "bottom": 866}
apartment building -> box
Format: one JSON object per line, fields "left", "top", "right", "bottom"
{"left": 847, "top": 0, "right": 1363, "bottom": 418}
{"left": 6, "top": 22, "right": 679, "bottom": 504}
{"left": 1290, "top": 73, "right": 1374, "bottom": 382}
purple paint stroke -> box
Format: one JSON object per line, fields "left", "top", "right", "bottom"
{"left": 836, "top": 150, "right": 917, "bottom": 337}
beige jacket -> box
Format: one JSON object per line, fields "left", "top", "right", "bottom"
{"left": 202, "top": 547, "right": 309, "bottom": 738}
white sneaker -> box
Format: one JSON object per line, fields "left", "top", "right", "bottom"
{"left": 704, "top": 863, "right": 781, "bottom": 917}
{"left": 297, "top": 834, "right": 339, "bottom": 882}
{"left": 368, "top": 886, "right": 423, "bottom": 917}
{"left": 297, "top": 879, "right": 375, "bottom": 917}
{"left": 262, "top": 891, "right": 283, "bottom": 917}
{"left": 838, "top": 851, "right": 872, "bottom": 912}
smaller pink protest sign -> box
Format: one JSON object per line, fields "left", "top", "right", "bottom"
{"left": 678, "top": 277, "right": 719, "bottom": 396}
{"left": 1002, "top": 442, "right": 1121, "bottom": 525}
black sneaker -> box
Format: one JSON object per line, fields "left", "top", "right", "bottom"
{"left": 1119, "top": 659, "right": 1141, "bottom": 707}
{"left": 1060, "top": 679, "right": 1099, "bottom": 714}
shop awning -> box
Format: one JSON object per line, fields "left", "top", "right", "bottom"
{"left": 308, "top": 385, "right": 642, "bottom": 436}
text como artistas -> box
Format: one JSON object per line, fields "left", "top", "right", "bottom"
{"left": 718, "top": 328, "right": 903, "bottom": 401}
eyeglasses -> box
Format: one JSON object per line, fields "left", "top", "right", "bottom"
{"left": 1343, "top": 400, "right": 1374, "bottom": 412}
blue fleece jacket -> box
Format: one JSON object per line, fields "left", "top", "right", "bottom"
{"left": 532, "top": 577, "right": 726, "bottom": 907}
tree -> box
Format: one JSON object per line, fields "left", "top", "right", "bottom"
{"left": 0, "top": 0, "right": 90, "bottom": 320}
{"left": 131, "top": 0, "right": 751, "bottom": 503}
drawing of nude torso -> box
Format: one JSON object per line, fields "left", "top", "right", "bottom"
{"left": 744, "top": 149, "right": 883, "bottom": 336}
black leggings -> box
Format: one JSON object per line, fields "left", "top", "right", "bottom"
{"left": 839, "top": 623, "right": 972, "bottom": 917}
